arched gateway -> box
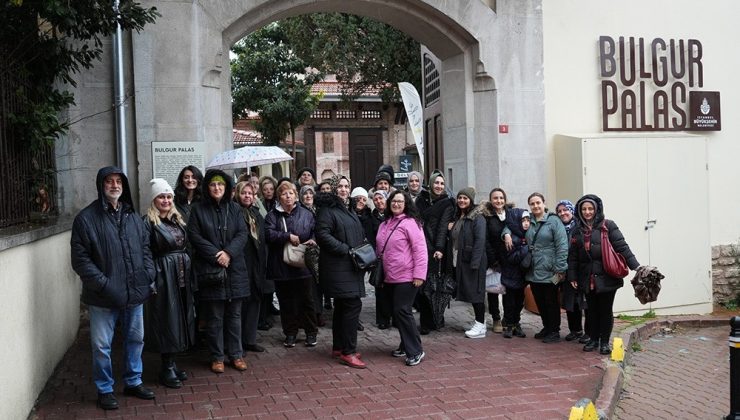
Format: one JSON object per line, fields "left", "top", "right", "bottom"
{"left": 67, "top": 1, "right": 545, "bottom": 210}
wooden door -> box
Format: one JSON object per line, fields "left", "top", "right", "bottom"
{"left": 349, "top": 129, "right": 382, "bottom": 188}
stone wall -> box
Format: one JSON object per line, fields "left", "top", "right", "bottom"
{"left": 712, "top": 243, "right": 740, "bottom": 304}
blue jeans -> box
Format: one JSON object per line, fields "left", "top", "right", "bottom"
{"left": 88, "top": 304, "right": 144, "bottom": 394}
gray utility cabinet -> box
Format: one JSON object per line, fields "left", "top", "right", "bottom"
{"left": 554, "top": 134, "right": 711, "bottom": 315}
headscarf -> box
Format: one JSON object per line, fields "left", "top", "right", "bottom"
{"left": 556, "top": 199, "right": 577, "bottom": 234}
{"left": 428, "top": 169, "right": 445, "bottom": 199}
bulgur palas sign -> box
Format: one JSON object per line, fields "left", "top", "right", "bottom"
{"left": 598, "top": 36, "right": 721, "bottom": 131}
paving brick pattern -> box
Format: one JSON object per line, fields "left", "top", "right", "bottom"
{"left": 614, "top": 325, "right": 730, "bottom": 420}
{"left": 31, "top": 294, "right": 607, "bottom": 419}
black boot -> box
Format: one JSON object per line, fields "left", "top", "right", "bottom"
{"left": 512, "top": 323, "right": 526, "bottom": 338}
{"left": 172, "top": 360, "right": 188, "bottom": 381}
{"left": 159, "top": 354, "right": 182, "bottom": 389}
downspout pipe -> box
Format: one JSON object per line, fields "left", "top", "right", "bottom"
{"left": 112, "top": 0, "right": 128, "bottom": 175}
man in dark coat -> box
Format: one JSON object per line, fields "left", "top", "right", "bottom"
{"left": 70, "top": 166, "right": 156, "bottom": 410}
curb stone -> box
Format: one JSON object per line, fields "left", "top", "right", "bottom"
{"left": 593, "top": 316, "right": 727, "bottom": 419}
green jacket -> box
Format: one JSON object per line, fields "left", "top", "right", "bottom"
{"left": 525, "top": 213, "right": 568, "bottom": 284}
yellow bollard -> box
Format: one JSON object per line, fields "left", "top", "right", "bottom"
{"left": 611, "top": 337, "right": 625, "bottom": 362}
{"left": 568, "top": 398, "right": 599, "bottom": 420}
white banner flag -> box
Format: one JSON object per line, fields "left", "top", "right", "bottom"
{"left": 398, "top": 82, "right": 424, "bottom": 172}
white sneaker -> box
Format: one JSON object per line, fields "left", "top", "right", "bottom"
{"left": 465, "top": 321, "right": 486, "bottom": 338}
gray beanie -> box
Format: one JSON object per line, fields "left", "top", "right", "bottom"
{"left": 457, "top": 186, "right": 476, "bottom": 203}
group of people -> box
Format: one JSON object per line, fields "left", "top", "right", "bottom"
{"left": 70, "top": 163, "right": 640, "bottom": 411}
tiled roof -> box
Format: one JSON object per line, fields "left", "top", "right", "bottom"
{"left": 311, "top": 81, "right": 383, "bottom": 97}
{"left": 232, "top": 129, "right": 263, "bottom": 146}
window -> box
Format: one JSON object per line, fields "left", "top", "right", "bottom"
{"left": 322, "top": 132, "right": 334, "bottom": 153}
{"left": 0, "top": 72, "right": 58, "bottom": 228}
{"left": 360, "top": 110, "right": 381, "bottom": 119}
{"left": 423, "top": 53, "right": 441, "bottom": 107}
{"left": 335, "top": 110, "right": 356, "bottom": 119}
{"left": 311, "top": 109, "right": 331, "bottom": 119}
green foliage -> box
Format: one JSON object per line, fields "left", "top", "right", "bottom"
{"left": 0, "top": 0, "right": 159, "bottom": 150}
{"left": 231, "top": 24, "right": 323, "bottom": 146}
{"left": 631, "top": 342, "right": 642, "bottom": 352}
{"left": 617, "top": 310, "right": 657, "bottom": 327}
{"left": 281, "top": 13, "right": 421, "bottom": 103}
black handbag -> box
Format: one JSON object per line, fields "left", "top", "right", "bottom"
{"left": 195, "top": 263, "right": 227, "bottom": 287}
{"left": 349, "top": 242, "right": 377, "bottom": 270}
{"left": 367, "top": 219, "right": 402, "bottom": 287}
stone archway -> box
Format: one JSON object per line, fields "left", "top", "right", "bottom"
{"left": 126, "top": 0, "right": 544, "bottom": 206}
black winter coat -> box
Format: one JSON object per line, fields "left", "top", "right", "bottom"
{"left": 448, "top": 207, "right": 488, "bottom": 304}
{"left": 491, "top": 207, "right": 529, "bottom": 290}
{"left": 241, "top": 205, "right": 273, "bottom": 295}
{"left": 264, "top": 203, "right": 315, "bottom": 282}
{"left": 478, "top": 201, "right": 517, "bottom": 269}
{"left": 567, "top": 194, "right": 639, "bottom": 295}
{"left": 364, "top": 208, "right": 385, "bottom": 249}
{"left": 420, "top": 193, "right": 455, "bottom": 275}
{"left": 188, "top": 169, "right": 250, "bottom": 301}
{"left": 315, "top": 193, "right": 367, "bottom": 299}
{"left": 71, "top": 166, "right": 155, "bottom": 309}
{"left": 144, "top": 219, "right": 195, "bottom": 353}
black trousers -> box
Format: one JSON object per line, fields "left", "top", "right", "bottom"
{"left": 275, "top": 277, "right": 318, "bottom": 337}
{"left": 585, "top": 290, "right": 616, "bottom": 342}
{"left": 502, "top": 287, "right": 525, "bottom": 326}
{"left": 566, "top": 300, "right": 588, "bottom": 334}
{"left": 416, "top": 292, "right": 435, "bottom": 330}
{"left": 486, "top": 292, "right": 501, "bottom": 320}
{"left": 375, "top": 284, "right": 393, "bottom": 325}
{"left": 203, "top": 299, "right": 243, "bottom": 361}
{"left": 241, "top": 293, "right": 261, "bottom": 348}
{"left": 389, "top": 282, "right": 423, "bottom": 357}
{"left": 472, "top": 302, "right": 486, "bottom": 323}
{"left": 332, "top": 297, "right": 362, "bottom": 355}
{"left": 530, "top": 282, "right": 561, "bottom": 333}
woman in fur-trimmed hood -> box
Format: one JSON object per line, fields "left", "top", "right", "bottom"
{"left": 447, "top": 187, "right": 489, "bottom": 339}
{"left": 567, "top": 194, "right": 640, "bottom": 355}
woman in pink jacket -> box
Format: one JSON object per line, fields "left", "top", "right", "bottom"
{"left": 376, "top": 191, "right": 428, "bottom": 366}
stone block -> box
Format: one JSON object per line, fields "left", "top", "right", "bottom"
{"left": 718, "top": 257, "right": 736, "bottom": 266}
{"left": 720, "top": 246, "right": 738, "bottom": 257}
{"left": 711, "top": 246, "right": 720, "bottom": 259}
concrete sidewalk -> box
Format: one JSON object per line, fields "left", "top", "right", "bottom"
{"left": 30, "top": 291, "right": 610, "bottom": 419}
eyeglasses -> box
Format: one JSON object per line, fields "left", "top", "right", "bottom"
{"left": 390, "top": 200, "right": 405, "bottom": 204}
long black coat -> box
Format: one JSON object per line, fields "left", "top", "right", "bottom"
{"left": 420, "top": 193, "right": 455, "bottom": 275}
{"left": 264, "top": 203, "right": 314, "bottom": 282}
{"left": 144, "top": 219, "right": 195, "bottom": 353}
{"left": 188, "top": 169, "right": 250, "bottom": 301}
{"left": 241, "top": 205, "right": 273, "bottom": 295}
{"left": 315, "top": 193, "right": 367, "bottom": 299}
{"left": 70, "top": 166, "right": 155, "bottom": 309}
{"left": 448, "top": 207, "right": 488, "bottom": 304}
{"left": 567, "top": 194, "right": 639, "bottom": 295}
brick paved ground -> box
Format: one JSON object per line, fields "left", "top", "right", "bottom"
{"left": 30, "top": 291, "right": 608, "bottom": 420}
{"left": 613, "top": 325, "right": 730, "bottom": 420}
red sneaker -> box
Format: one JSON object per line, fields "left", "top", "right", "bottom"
{"left": 332, "top": 350, "right": 362, "bottom": 359}
{"left": 339, "top": 353, "right": 366, "bottom": 369}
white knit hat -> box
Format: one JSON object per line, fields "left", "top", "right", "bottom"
{"left": 351, "top": 187, "right": 368, "bottom": 198}
{"left": 149, "top": 178, "right": 174, "bottom": 202}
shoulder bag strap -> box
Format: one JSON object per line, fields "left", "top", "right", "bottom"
{"left": 379, "top": 219, "right": 403, "bottom": 258}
